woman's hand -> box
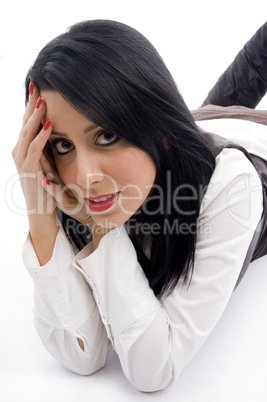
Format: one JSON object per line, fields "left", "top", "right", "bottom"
{"left": 13, "top": 83, "right": 93, "bottom": 225}
{"left": 12, "top": 82, "right": 59, "bottom": 264}
{"left": 13, "top": 82, "right": 115, "bottom": 257}
{"left": 12, "top": 83, "right": 56, "bottom": 216}
{"left": 13, "top": 83, "right": 93, "bottom": 226}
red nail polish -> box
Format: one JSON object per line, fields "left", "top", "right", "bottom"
{"left": 45, "top": 178, "right": 50, "bottom": 185}
{"left": 29, "top": 81, "right": 35, "bottom": 96}
{"left": 36, "top": 96, "right": 43, "bottom": 109}
{"left": 43, "top": 120, "right": 51, "bottom": 131}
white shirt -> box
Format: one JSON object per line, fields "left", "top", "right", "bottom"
{"left": 23, "top": 119, "right": 265, "bottom": 392}
{"left": 197, "top": 118, "right": 267, "bottom": 161}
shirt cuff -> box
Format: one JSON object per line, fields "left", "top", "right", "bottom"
{"left": 73, "top": 225, "right": 159, "bottom": 339}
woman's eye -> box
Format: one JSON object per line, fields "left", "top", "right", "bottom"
{"left": 52, "top": 140, "right": 74, "bottom": 155}
{"left": 95, "top": 132, "right": 119, "bottom": 146}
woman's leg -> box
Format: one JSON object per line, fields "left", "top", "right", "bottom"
{"left": 203, "top": 22, "right": 267, "bottom": 108}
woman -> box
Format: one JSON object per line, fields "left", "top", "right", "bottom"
{"left": 12, "top": 20, "right": 267, "bottom": 392}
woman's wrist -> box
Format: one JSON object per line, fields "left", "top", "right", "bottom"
{"left": 28, "top": 211, "right": 59, "bottom": 266}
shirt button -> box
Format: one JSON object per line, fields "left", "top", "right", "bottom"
{"left": 63, "top": 317, "right": 72, "bottom": 327}
{"left": 56, "top": 303, "right": 67, "bottom": 313}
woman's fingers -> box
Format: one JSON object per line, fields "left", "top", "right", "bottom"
{"left": 40, "top": 152, "right": 62, "bottom": 185}
{"left": 14, "top": 118, "right": 52, "bottom": 174}
{"left": 14, "top": 97, "right": 46, "bottom": 165}
{"left": 22, "top": 81, "right": 39, "bottom": 125}
{"left": 20, "top": 96, "right": 45, "bottom": 143}
{"left": 41, "top": 179, "right": 80, "bottom": 217}
{"left": 26, "top": 119, "right": 53, "bottom": 170}
{"left": 42, "top": 179, "right": 94, "bottom": 228}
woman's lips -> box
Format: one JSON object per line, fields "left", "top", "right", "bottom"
{"left": 84, "top": 192, "right": 120, "bottom": 212}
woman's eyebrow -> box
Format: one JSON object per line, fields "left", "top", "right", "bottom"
{"left": 83, "top": 123, "right": 99, "bottom": 133}
{"left": 50, "top": 130, "right": 68, "bottom": 137}
{"left": 50, "top": 123, "right": 99, "bottom": 137}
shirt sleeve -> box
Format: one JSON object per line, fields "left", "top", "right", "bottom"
{"left": 23, "top": 225, "right": 111, "bottom": 375}
{"left": 73, "top": 148, "right": 263, "bottom": 392}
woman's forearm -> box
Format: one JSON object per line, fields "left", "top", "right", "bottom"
{"left": 28, "top": 212, "right": 59, "bottom": 266}
{"left": 24, "top": 227, "right": 111, "bottom": 375}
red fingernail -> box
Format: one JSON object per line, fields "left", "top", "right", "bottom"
{"left": 43, "top": 120, "right": 51, "bottom": 131}
{"left": 29, "top": 81, "right": 35, "bottom": 96}
{"left": 36, "top": 96, "right": 43, "bottom": 109}
{"left": 45, "top": 178, "right": 50, "bottom": 185}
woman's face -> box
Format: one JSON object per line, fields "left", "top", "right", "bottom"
{"left": 42, "top": 91, "right": 156, "bottom": 228}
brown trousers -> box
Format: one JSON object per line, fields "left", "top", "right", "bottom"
{"left": 191, "top": 104, "right": 267, "bottom": 126}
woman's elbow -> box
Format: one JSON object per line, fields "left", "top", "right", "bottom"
{"left": 124, "top": 360, "right": 177, "bottom": 392}
{"left": 67, "top": 358, "right": 106, "bottom": 376}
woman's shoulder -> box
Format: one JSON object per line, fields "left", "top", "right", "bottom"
{"left": 203, "top": 146, "right": 259, "bottom": 193}
{"left": 199, "top": 147, "right": 263, "bottom": 230}
{"left": 197, "top": 118, "right": 267, "bottom": 161}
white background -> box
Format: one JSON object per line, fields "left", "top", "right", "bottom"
{"left": 1, "top": 1, "right": 267, "bottom": 401}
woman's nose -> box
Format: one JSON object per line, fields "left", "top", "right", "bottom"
{"left": 75, "top": 157, "right": 105, "bottom": 189}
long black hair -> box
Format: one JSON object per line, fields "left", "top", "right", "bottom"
{"left": 25, "top": 20, "right": 215, "bottom": 296}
